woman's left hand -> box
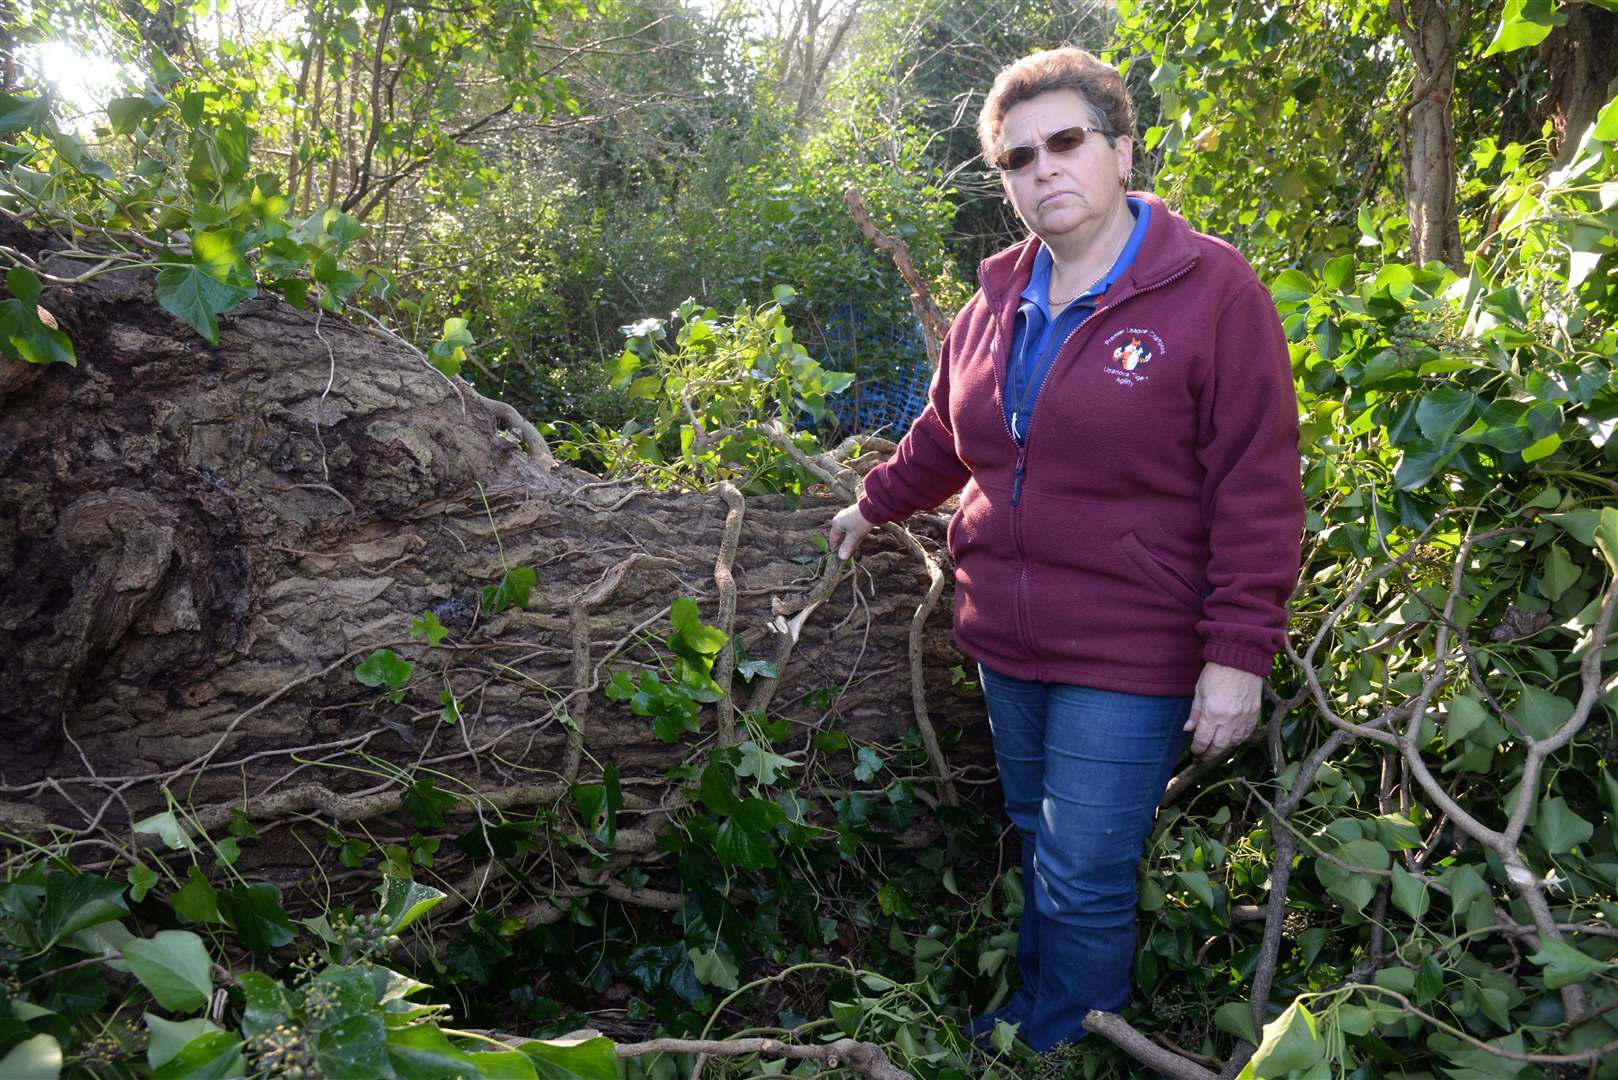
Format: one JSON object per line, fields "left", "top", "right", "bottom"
{"left": 1183, "top": 662, "right": 1264, "bottom": 758}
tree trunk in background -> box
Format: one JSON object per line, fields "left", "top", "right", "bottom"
{"left": 0, "top": 219, "right": 988, "bottom": 918}
{"left": 1392, "top": 0, "right": 1466, "bottom": 270}
{"left": 1541, "top": 5, "right": 1618, "bottom": 165}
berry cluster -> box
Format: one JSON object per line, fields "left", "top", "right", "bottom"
{"left": 246, "top": 1023, "right": 319, "bottom": 1079}
{"left": 332, "top": 910, "right": 400, "bottom": 961}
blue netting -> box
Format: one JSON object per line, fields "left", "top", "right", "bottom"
{"left": 814, "top": 301, "right": 932, "bottom": 438}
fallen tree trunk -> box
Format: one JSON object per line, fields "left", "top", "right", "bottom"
{"left": 0, "top": 241, "right": 990, "bottom": 917}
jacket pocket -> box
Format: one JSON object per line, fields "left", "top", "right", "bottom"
{"left": 946, "top": 480, "right": 1003, "bottom": 563}
{"left": 1121, "top": 530, "right": 1204, "bottom": 614}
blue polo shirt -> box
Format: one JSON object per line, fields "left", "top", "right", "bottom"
{"left": 1004, "top": 197, "right": 1150, "bottom": 443}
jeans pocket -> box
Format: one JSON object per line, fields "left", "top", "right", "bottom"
{"left": 1120, "top": 530, "right": 1204, "bottom": 614}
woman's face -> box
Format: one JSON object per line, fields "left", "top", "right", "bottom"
{"left": 996, "top": 90, "right": 1132, "bottom": 247}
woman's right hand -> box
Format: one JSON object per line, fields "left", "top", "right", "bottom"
{"left": 828, "top": 504, "right": 874, "bottom": 560}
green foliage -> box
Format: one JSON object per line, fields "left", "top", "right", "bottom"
{"left": 483, "top": 566, "right": 537, "bottom": 616}
{"left": 0, "top": 267, "right": 75, "bottom": 365}
{"left": 355, "top": 648, "right": 414, "bottom": 703}
{"left": 1122, "top": 83, "right": 1618, "bottom": 1078}
{"left": 122, "top": 931, "right": 214, "bottom": 1013}
{"left": 1108, "top": 0, "right": 1409, "bottom": 271}
{"left": 0, "top": 853, "right": 626, "bottom": 1080}
{"left": 555, "top": 296, "right": 853, "bottom": 494}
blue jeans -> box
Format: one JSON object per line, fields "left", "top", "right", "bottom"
{"left": 979, "top": 665, "right": 1190, "bottom": 1051}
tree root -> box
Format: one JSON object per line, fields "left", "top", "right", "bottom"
{"left": 879, "top": 522, "right": 955, "bottom": 806}
{"left": 565, "top": 554, "right": 681, "bottom": 780}
{"left": 759, "top": 420, "right": 955, "bottom": 803}
{"left": 712, "top": 482, "right": 745, "bottom": 746}
{"left": 618, "top": 1035, "right": 913, "bottom": 1080}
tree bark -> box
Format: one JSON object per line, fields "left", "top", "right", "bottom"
{"left": 0, "top": 223, "right": 987, "bottom": 914}
{"left": 1391, "top": 0, "right": 1466, "bottom": 270}
{"left": 1540, "top": 5, "right": 1618, "bottom": 165}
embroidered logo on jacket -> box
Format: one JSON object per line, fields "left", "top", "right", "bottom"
{"left": 1102, "top": 327, "right": 1167, "bottom": 387}
{"left": 1113, "top": 337, "right": 1152, "bottom": 370}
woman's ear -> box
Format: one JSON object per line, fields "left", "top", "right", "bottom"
{"left": 1115, "top": 135, "right": 1134, "bottom": 187}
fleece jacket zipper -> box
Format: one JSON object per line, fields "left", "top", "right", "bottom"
{"left": 996, "top": 259, "right": 1199, "bottom": 672}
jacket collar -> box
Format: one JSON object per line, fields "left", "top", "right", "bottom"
{"left": 977, "top": 191, "right": 1199, "bottom": 308}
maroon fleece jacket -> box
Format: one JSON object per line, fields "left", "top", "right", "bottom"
{"left": 858, "top": 193, "right": 1303, "bottom": 696}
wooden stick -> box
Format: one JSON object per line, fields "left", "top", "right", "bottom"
{"left": 843, "top": 186, "right": 952, "bottom": 366}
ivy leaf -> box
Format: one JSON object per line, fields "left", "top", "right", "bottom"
{"left": 170, "top": 866, "right": 222, "bottom": 925}
{"left": 1390, "top": 865, "right": 1431, "bottom": 920}
{"left": 688, "top": 945, "right": 739, "bottom": 990}
{"left": 716, "top": 816, "right": 776, "bottom": 870}
{"left": 462, "top": 1050, "right": 538, "bottom": 1078}
{"left": 428, "top": 317, "right": 475, "bottom": 377}
{"left": 217, "top": 883, "right": 295, "bottom": 954}
{"left": 1521, "top": 432, "right": 1561, "bottom": 462}
{"left": 0, "top": 1035, "right": 61, "bottom": 1080}
{"left": 1596, "top": 92, "right": 1618, "bottom": 142}
{"left": 735, "top": 657, "right": 778, "bottom": 681}
{"left": 1415, "top": 953, "right": 1445, "bottom": 1005}
{"left": 227, "top": 810, "right": 259, "bottom": 842}
{"left": 852, "top": 746, "right": 884, "bottom": 782}
{"left": 517, "top": 1035, "right": 618, "bottom": 1080}
{"left": 571, "top": 765, "right": 622, "bottom": 849}
{"left": 1239, "top": 999, "right": 1324, "bottom": 1077}
{"left": 1178, "top": 869, "right": 1217, "bottom": 910}
{"left": 401, "top": 778, "right": 456, "bottom": 830}
{"left": 236, "top": 972, "right": 292, "bottom": 1037}
{"left": 386, "top": 1024, "right": 480, "bottom": 1077}
{"left": 1373, "top": 813, "right": 1424, "bottom": 851}
{"left": 0, "top": 274, "right": 76, "bottom": 365}
{"left": 1596, "top": 507, "right": 1618, "bottom": 574}
{"left": 409, "top": 610, "right": 448, "bottom": 645}
{"left": 1481, "top": 0, "right": 1563, "bottom": 57}
{"left": 1529, "top": 938, "right": 1614, "bottom": 989}
{"left": 697, "top": 759, "right": 740, "bottom": 816}
{"left": 355, "top": 649, "right": 413, "bottom": 703}
{"left": 1414, "top": 388, "right": 1476, "bottom": 445}
{"left": 377, "top": 877, "right": 446, "bottom": 935}
{"left": 316, "top": 1014, "right": 392, "bottom": 1080}
{"left": 733, "top": 739, "right": 797, "bottom": 787}
{"left": 311, "top": 252, "right": 364, "bottom": 309}
{"left": 143, "top": 1015, "right": 225, "bottom": 1070}
{"left": 482, "top": 567, "right": 535, "bottom": 615}
{"left": 122, "top": 930, "right": 214, "bottom": 1013}
{"left": 1536, "top": 796, "right": 1593, "bottom": 853}
{"left": 106, "top": 94, "right": 165, "bottom": 134}
{"left": 133, "top": 811, "right": 197, "bottom": 852}
{"left": 1539, "top": 544, "right": 1580, "bottom": 602}
{"left": 128, "top": 863, "right": 160, "bottom": 903}
{"left": 1442, "top": 864, "right": 1490, "bottom": 919}
{"left": 39, "top": 871, "right": 128, "bottom": 948}
{"left": 667, "top": 596, "right": 727, "bottom": 667}
{"left": 1394, "top": 441, "right": 1450, "bottom": 491}
{"left": 154, "top": 261, "right": 255, "bottom": 345}
{"left": 1515, "top": 686, "right": 1573, "bottom": 740}
{"left": 1214, "top": 1001, "right": 1259, "bottom": 1045}
{"left": 0, "top": 91, "right": 49, "bottom": 134}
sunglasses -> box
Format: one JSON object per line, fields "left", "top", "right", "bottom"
{"left": 994, "top": 125, "right": 1113, "bottom": 172}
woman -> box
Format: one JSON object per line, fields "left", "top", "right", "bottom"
{"left": 827, "top": 48, "right": 1304, "bottom": 1051}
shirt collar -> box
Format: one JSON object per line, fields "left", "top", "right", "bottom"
{"left": 1017, "top": 196, "right": 1150, "bottom": 317}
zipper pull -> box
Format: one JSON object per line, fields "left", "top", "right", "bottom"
{"left": 1011, "top": 446, "right": 1028, "bottom": 506}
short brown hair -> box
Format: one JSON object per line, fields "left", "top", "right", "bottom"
{"left": 977, "top": 48, "right": 1136, "bottom": 162}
